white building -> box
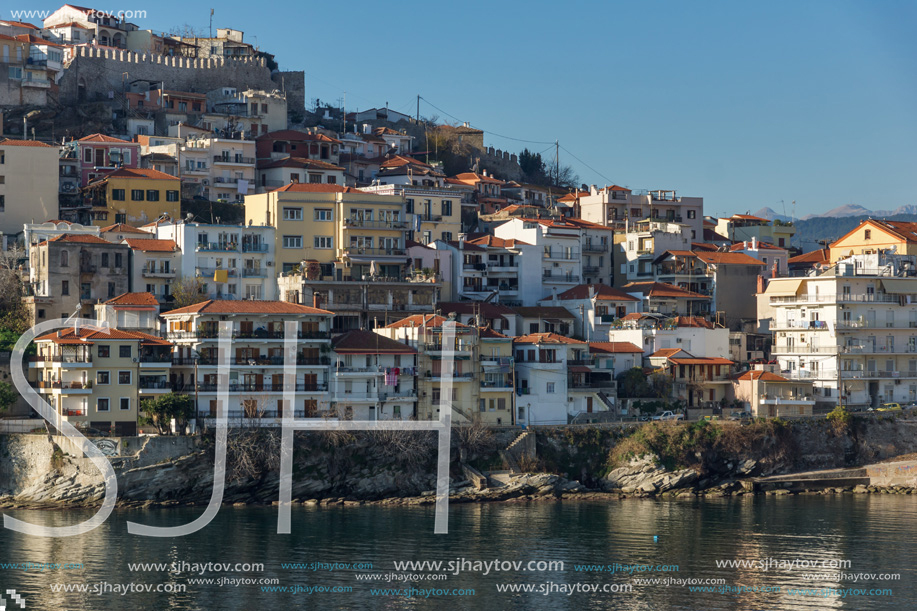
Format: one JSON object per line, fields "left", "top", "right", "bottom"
{"left": 150, "top": 135, "right": 256, "bottom": 203}
{"left": 577, "top": 185, "right": 704, "bottom": 241}
{"left": 494, "top": 218, "right": 583, "bottom": 302}
{"left": 120, "top": 237, "right": 180, "bottom": 304}
{"left": 540, "top": 283, "right": 641, "bottom": 342}
{"left": 765, "top": 252, "right": 917, "bottom": 410}
{"left": 620, "top": 219, "right": 692, "bottom": 283}
{"left": 150, "top": 220, "right": 277, "bottom": 300}
{"left": 608, "top": 314, "right": 730, "bottom": 359}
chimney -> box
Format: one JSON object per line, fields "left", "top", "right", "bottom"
{"left": 312, "top": 293, "right": 321, "bottom": 309}
{"left": 752, "top": 236, "right": 757, "bottom": 249}
{"left": 757, "top": 274, "right": 765, "bottom": 295}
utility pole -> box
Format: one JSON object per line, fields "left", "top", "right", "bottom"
{"left": 342, "top": 91, "right": 346, "bottom": 136}
{"left": 555, "top": 140, "right": 559, "bottom": 186}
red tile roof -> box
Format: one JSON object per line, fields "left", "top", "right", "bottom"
{"left": 258, "top": 130, "right": 341, "bottom": 144}
{"left": 100, "top": 223, "right": 150, "bottom": 234}
{"left": 513, "top": 332, "right": 585, "bottom": 345}
{"left": 163, "top": 300, "right": 333, "bottom": 316}
{"left": 332, "top": 330, "right": 416, "bottom": 354}
{"left": 622, "top": 282, "right": 711, "bottom": 299}
{"left": 691, "top": 242, "right": 719, "bottom": 251}
{"left": 270, "top": 183, "right": 354, "bottom": 193}
{"left": 258, "top": 156, "right": 344, "bottom": 171}
{"left": 41, "top": 233, "right": 112, "bottom": 246}
{"left": 91, "top": 167, "right": 179, "bottom": 181}
{"left": 0, "top": 138, "right": 53, "bottom": 147}
{"left": 384, "top": 314, "right": 469, "bottom": 329}
{"left": 693, "top": 251, "right": 766, "bottom": 266}
{"left": 552, "top": 283, "right": 639, "bottom": 302}
{"left": 123, "top": 238, "right": 178, "bottom": 252}
{"left": 589, "top": 341, "right": 643, "bottom": 354}
{"left": 650, "top": 348, "right": 686, "bottom": 358}
{"left": 78, "top": 133, "right": 132, "bottom": 143}
{"left": 453, "top": 172, "right": 504, "bottom": 185}
{"left": 789, "top": 249, "right": 830, "bottom": 265}
{"left": 478, "top": 327, "right": 509, "bottom": 339}
{"left": 737, "top": 370, "right": 790, "bottom": 382}
{"left": 730, "top": 214, "right": 770, "bottom": 222}
{"left": 104, "top": 292, "right": 159, "bottom": 306}
{"left": 671, "top": 316, "right": 715, "bottom": 329}
{"left": 668, "top": 357, "right": 733, "bottom": 366}
{"left": 465, "top": 235, "right": 532, "bottom": 248}
{"left": 380, "top": 155, "right": 432, "bottom": 169}
{"left": 46, "top": 21, "right": 92, "bottom": 29}
{"left": 0, "top": 20, "right": 39, "bottom": 29}
{"left": 729, "top": 241, "right": 785, "bottom": 252}
{"left": 35, "top": 327, "right": 165, "bottom": 344}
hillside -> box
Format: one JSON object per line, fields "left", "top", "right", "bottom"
{"left": 792, "top": 214, "right": 917, "bottom": 250}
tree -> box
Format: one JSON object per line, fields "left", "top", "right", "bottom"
{"left": 171, "top": 277, "right": 209, "bottom": 309}
{"left": 549, "top": 163, "right": 580, "bottom": 189}
{"left": 168, "top": 24, "right": 207, "bottom": 39}
{"left": 140, "top": 393, "right": 195, "bottom": 434}
{"left": 518, "top": 148, "right": 547, "bottom": 182}
{"left": 616, "top": 368, "right": 654, "bottom": 398}
{"left": 0, "top": 246, "right": 29, "bottom": 336}
{"left": 0, "top": 381, "right": 16, "bottom": 413}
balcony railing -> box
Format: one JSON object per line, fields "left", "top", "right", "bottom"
{"left": 31, "top": 355, "right": 93, "bottom": 364}
{"left": 174, "top": 355, "right": 329, "bottom": 366}
{"left": 138, "top": 353, "right": 173, "bottom": 363}
{"left": 242, "top": 268, "right": 267, "bottom": 277}
{"left": 213, "top": 177, "right": 239, "bottom": 185}
{"left": 583, "top": 266, "right": 600, "bottom": 274}
{"left": 345, "top": 219, "right": 408, "bottom": 230}
{"left": 142, "top": 269, "right": 176, "bottom": 278}
{"left": 168, "top": 330, "right": 330, "bottom": 340}
{"left": 196, "top": 243, "right": 239, "bottom": 252}
{"left": 582, "top": 244, "right": 606, "bottom": 253}
{"left": 213, "top": 155, "right": 254, "bottom": 164}
{"left": 543, "top": 249, "right": 579, "bottom": 260}
{"left": 770, "top": 294, "right": 904, "bottom": 304}
{"left": 241, "top": 243, "right": 269, "bottom": 252}
{"left": 194, "top": 383, "right": 329, "bottom": 392}
{"left": 344, "top": 247, "right": 406, "bottom": 256}
{"left": 138, "top": 380, "right": 171, "bottom": 390}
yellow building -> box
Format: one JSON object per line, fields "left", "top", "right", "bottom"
{"left": 0, "top": 138, "right": 59, "bottom": 248}
{"left": 84, "top": 168, "right": 181, "bottom": 227}
{"left": 31, "top": 326, "right": 173, "bottom": 435}
{"left": 828, "top": 219, "right": 917, "bottom": 262}
{"left": 244, "top": 183, "right": 408, "bottom": 278}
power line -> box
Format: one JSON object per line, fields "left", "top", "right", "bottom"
{"left": 559, "top": 144, "right": 618, "bottom": 186}
{"left": 419, "top": 96, "right": 554, "bottom": 145}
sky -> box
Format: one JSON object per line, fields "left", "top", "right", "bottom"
{"left": 11, "top": 0, "right": 917, "bottom": 216}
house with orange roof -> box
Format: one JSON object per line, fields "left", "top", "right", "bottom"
{"left": 255, "top": 129, "right": 342, "bottom": 167}
{"left": 0, "top": 138, "right": 60, "bottom": 248}
{"left": 83, "top": 167, "right": 181, "bottom": 227}
{"left": 729, "top": 236, "right": 789, "bottom": 277}
{"left": 70, "top": 133, "right": 141, "bottom": 187}
{"left": 733, "top": 366, "right": 815, "bottom": 417}
{"left": 22, "top": 219, "right": 100, "bottom": 248}
{"left": 606, "top": 311, "right": 730, "bottom": 361}
{"left": 162, "top": 300, "right": 334, "bottom": 424}
{"left": 31, "top": 325, "right": 174, "bottom": 436}
{"left": 43, "top": 4, "right": 138, "bottom": 49}
{"left": 654, "top": 351, "right": 734, "bottom": 408}
{"left": 375, "top": 314, "right": 486, "bottom": 422}
{"left": 120, "top": 238, "right": 180, "bottom": 304}
{"left": 494, "top": 217, "right": 586, "bottom": 301}
{"left": 716, "top": 213, "right": 795, "bottom": 249}
{"left": 94, "top": 292, "right": 161, "bottom": 333}
{"left": 512, "top": 332, "right": 614, "bottom": 424}
{"left": 25, "top": 233, "right": 130, "bottom": 323}
{"left": 539, "top": 283, "right": 641, "bottom": 340}
{"left": 256, "top": 156, "right": 345, "bottom": 191}
{"left": 827, "top": 219, "right": 917, "bottom": 263}
{"left": 622, "top": 281, "right": 713, "bottom": 318}
{"left": 372, "top": 127, "right": 414, "bottom": 155}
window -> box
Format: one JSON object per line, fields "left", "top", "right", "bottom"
{"left": 864, "top": 230, "right": 871, "bottom": 240}
{"left": 146, "top": 190, "right": 160, "bottom": 201}
{"left": 119, "top": 345, "right": 132, "bottom": 358}
{"left": 97, "top": 398, "right": 110, "bottom": 412}
{"left": 98, "top": 345, "right": 110, "bottom": 358}
{"left": 405, "top": 198, "right": 414, "bottom": 214}
{"left": 327, "top": 175, "right": 336, "bottom": 184}
{"left": 442, "top": 232, "right": 453, "bottom": 242}
{"left": 282, "top": 235, "right": 303, "bottom": 248}
{"left": 120, "top": 398, "right": 131, "bottom": 411}
{"left": 96, "top": 371, "right": 110, "bottom": 384}
{"left": 61, "top": 280, "right": 69, "bottom": 296}
{"left": 0, "top": 194, "right": 3, "bottom": 212}
{"left": 60, "top": 250, "right": 69, "bottom": 267}
{"left": 314, "top": 236, "right": 333, "bottom": 249}
{"left": 687, "top": 210, "right": 696, "bottom": 219}
{"left": 131, "top": 189, "right": 144, "bottom": 201}
{"left": 108, "top": 282, "right": 116, "bottom": 298}
{"left": 547, "top": 382, "right": 555, "bottom": 393}
{"left": 166, "top": 190, "right": 179, "bottom": 201}
{"left": 83, "top": 147, "right": 93, "bottom": 163}
{"left": 283, "top": 207, "right": 303, "bottom": 221}
{"left": 308, "top": 174, "right": 322, "bottom": 183}
{"left": 112, "top": 189, "right": 125, "bottom": 201}
{"left": 118, "top": 371, "right": 131, "bottom": 385}
{"left": 115, "top": 253, "right": 122, "bottom": 267}
{"left": 314, "top": 208, "right": 332, "bottom": 221}
{"left": 442, "top": 200, "right": 452, "bottom": 216}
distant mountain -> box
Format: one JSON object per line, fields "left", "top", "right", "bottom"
{"left": 752, "top": 207, "right": 792, "bottom": 222}
{"left": 754, "top": 204, "right": 917, "bottom": 222}
{"left": 792, "top": 213, "right": 917, "bottom": 250}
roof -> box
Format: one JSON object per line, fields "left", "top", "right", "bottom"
{"left": 258, "top": 130, "right": 341, "bottom": 144}
{"left": 465, "top": 235, "right": 532, "bottom": 248}
{"left": 692, "top": 242, "right": 719, "bottom": 252}
{"left": 78, "top": 133, "right": 132, "bottom": 143}
{"left": 453, "top": 172, "right": 504, "bottom": 185}
{"left": 551, "top": 283, "right": 639, "bottom": 302}
{"left": 478, "top": 327, "right": 509, "bottom": 339}
{"left": 671, "top": 316, "right": 715, "bottom": 329}
{"left": 384, "top": 314, "right": 469, "bottom": 329}
{"left": 623, "top": 282, "right": 711, "bottom": 299}
{"left": 122, "top": 238, "right": 178, "bottom": 252}
{"left": 589, "top": 342, "right": 643, "bottom": 354}
{"left": 729, "top": 214, "right": 771, "bottom": 222}
{"left": 104, "top": 292, "right": 159, "bottom": 306}
{"left": 332, "top": 330, "right": 416, "bottom": 354}
{"left": 437, "top": 302, "right": 516, "bottom": 319}
{"left": 35, "top": 327, "right": 164, "bottom": 344}
{"left": 513, "top": 306, "right": 575, "bottom": 319}
{"left": 729, "top": 241, "right": 785, "bottom": 251}
{"left": 163, "top": 300, "right": 333, "bottom": 316}
{"left": 45, "top": 21, "right": 92, "bottom": 29}
{"left": 789, "top": 248, "right": 830, "bottom": 265}
{"left": 0, "top": 138, "right": 53, "bottom": 147}
{"left": 39, "top": 233, "right": 112, "bottom": 246}
{"left": 100, "top": 223, "right": 150, "bottom": 234}
{"left": 15, "top": 34, "right": 64, "bottom": 46}
{"left": 513, "top": 332, "right": 585, "bottom": 345}
{"left": 258, "top": 156, "right": 344, "bottom": 171}
{"left": 89, "top": 167, "right": 179, "bottom": 183}
{"left": 737, "top": 370, "right": 790, "bottom": 382}
{"left": 0, "top": 20, "right": 39, "bottom": 29}
{"left": 693, "top": 251, "right": 766, "bottom": 266}
{"left": 651, "top": 348, "right": 688, "bottom": 358}
{"left": 270, "top": 183, "right": 354, "bottom": 193}
{"left": 668, "top": 357, "right": 733, "bottom": 366}
{"left": 380, "top": 155, "right": 432, "bottom": 169}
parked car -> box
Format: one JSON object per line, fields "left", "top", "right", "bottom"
{"left": 877, "top": 403, "right": 902, "bottom": 412}
{"left": 653, "top": 411, "right": 684, "bottom": 421}
{"left": 729, "top": 411, "right": 751, "bottom": 421}
{"left": 638, "top": 413, "right": 651, "bottom": 422}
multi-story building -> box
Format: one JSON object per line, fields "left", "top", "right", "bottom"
{"left": 733, "top": 367, "right": 816, "bottom": 418}
{"left": 729, "top": 238, "right": 788, "bottom": 278}
{"left": 94, "top": 292, "right": 161, "bottom": 334}
{"left": 31, "top": 326, "right": 173, "bottom": 436}
{"left": 361, "top": 172, "right": 462, "bottom": 246}
{"left": 164, "top": 300, "right": 334, "bottom": 424}
{"left": 652, "top": 350, "right": 734, "bottom": 409}
{"left": 121, "top": 237, "right": 180, "bottom": 304}
{"left": 244, "top": 183, "right": 407, "bottom": 277}
{"left": 22, "top": 220, "right": 99, "bottom": 250}
{"left": 255, "top": 130, "right": 341, "bottom": 167}
{"left": 151, "top": 220, "right": 276, "bottom": 301}
{"left": 621, "top": 281, "right": 712, "bottom": 318}
{"left": 765, "top": 252, "right": 917, "bottom": 410}
{"left": 83, "top": 168, "right": 181, "bottom": 227}
{"left": 147, "top": 135, "right": 257, "bottom": 203}
{"left": 43, "top": 5, "right": 137, "bottom": 48}
{"left": 577, "top": 184, "right": 704, "bottom": 241}
{"left": 460, "top": 235, "right": 539, "bottom": 306}
{"left": 26, "top": 234, "right": 130, "bottom": 322}
{"left": 256, "top": 157, "right": 345, "bottom": 191}
{"left": 608, "top": 313, "right": 730, "bottom": 358}
{"left": 68, "top": 134, "right": 140, "bottom": 187}
{"left": 540, "top": 284, "right": 641, "bottom": 342}
{"left": 0, "top": 138, "right": 59, "bottom": 249}
{"left": 828, "top": 219, "right": 917, "bottom": 263}
{"left": 436, "top": 302, "right": 519, "bottom": 337}
{"left": 207, "top": 87, "right": 287, "bottom": 136}
{"left": 513, "top": 332, "right": 612, "bottom": 425}
{"left": 330, "top": 330, "right": 418, "bottom": 420}
{"left": 514, "top": 306, "right": 576, "bottom": 337}
{"left": 376, "top": 314, "right": 486, "bottom": 423}
{"left": 619, "top": 219, "right": 692, "bottom": 284}
{"left": 716, "top": 214, "right": 795, "bottom": 249}
{"left": 494, "top": 218, "right": 583, "bottom": 301}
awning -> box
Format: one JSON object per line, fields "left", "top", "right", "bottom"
{"left": 880, "top": 279, "right": 917, "bottom": 294}
{"left": 569, "top": 366, "right": 592, "bottom": 373}
{"left": 763, "top": 279, "right": 803, "bottom": 296}
{"left": 346, "top": 255, "right": 404, "bottom": 264}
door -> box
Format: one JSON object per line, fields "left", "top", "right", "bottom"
{"left": 586, "top": 397, "right": 593, "bottom": 413}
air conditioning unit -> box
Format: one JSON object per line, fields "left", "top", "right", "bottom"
{"left": 202, "top": 179, "right": 210, "bottom": 185}
{"left": 676, "top": 338, "right": 682, "bottom": 343}
{"left": 131, "top": 357, "right": 139, "bottom": 363}
{"left": 266, "top": 261, "right": 273, "bottom": 266}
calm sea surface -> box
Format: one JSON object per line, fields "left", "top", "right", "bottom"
{"left": 1, "top": 495, "right": 915, "bottom": 610}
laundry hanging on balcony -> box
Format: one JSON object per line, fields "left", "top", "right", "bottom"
{"left": 213, "top": 269, "right": 229, "bottom": 283}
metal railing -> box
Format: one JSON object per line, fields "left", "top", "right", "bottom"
{"left": 213, "top": 155, "right": 254, "bottom": 164}
{"left": 193, "top": 383, "right": 329, "bottom": 392}
{"left": 241, "top": 243, "right": 269, "bottom": 252}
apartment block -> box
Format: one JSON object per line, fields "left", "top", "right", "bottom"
{"left": 0, "top": 138, "right": 59, "bottom": 249}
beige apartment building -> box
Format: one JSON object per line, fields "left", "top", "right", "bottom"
{"left": 0, "top": 138, "right": 59, "bottom": 249}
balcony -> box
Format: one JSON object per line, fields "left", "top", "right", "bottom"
{"left": 31, "top": 354, "right": 93, "bottom": 365}
{"left": 463, "top": 263, "right": 487, "bottom": 271}
{"left": 138, "top": 379, "right": 171, "bottom": 391}
{"left": 343, "top": 247, "right": 406, "bottom": 257}
{"left": 213, "top": 177, "right": 239, "bottom": 185}
{"left": 344, "top": 219, "right": 408, "bottom": 230}
{"left": 543, "top": 249, "right": 579, "bottom": 261}
{"left": 183, "top": 166, "right": 209, "bottom": 175}
{"left": 195, "top": 267, "right": 238, "bottom": 278}
{"left": 422, "top": 371, "right": 475, "bottom": 381}
{"left": 242, "top": 268, "right": 267, "bottom": 278}
{"left": 242, "top": 243, "right": 269, "bottom": 253}
{"left": 770, "top": 294, "right": 903, "bottom": 305}
{"left": 582, "top": 244, "right": 606, "bottom": 254}
{"left": 194, "top": 383, "right": 329, "bottom": 393}
{"left": 139, "top": 353, "right": 173, "bottom": 365}
{"left": 196, "top": 243, "right": 239, "bottom": 253}
{"left": 168, "top": 330, "right": 330, "bottom": 341}
{"left": 542, "top": 274, "right": 580, "bottom": 284}
{"left": 583, "top": 265, "right": 600, "bottom": 274}
{"left": 38, "top": 380, "right": 93, "bottom": 393}
{"left": 142, "top": 268, "right": 176, "bottom": 278}
{"left": 213, "top": 155, "right": 255, "bottom": 165}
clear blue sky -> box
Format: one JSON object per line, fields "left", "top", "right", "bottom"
{"left": 14, "top": 0, "right": 917, "bottom": 216}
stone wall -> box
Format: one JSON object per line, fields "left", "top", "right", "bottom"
{"left": 272, "top": 70, "right": 305, "bottom": 119}
{"left": 472, "top": 146, "right": 523, "bottom": 182}
{"left": 59, "top": 47, "right": 277, "bottom": 106}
